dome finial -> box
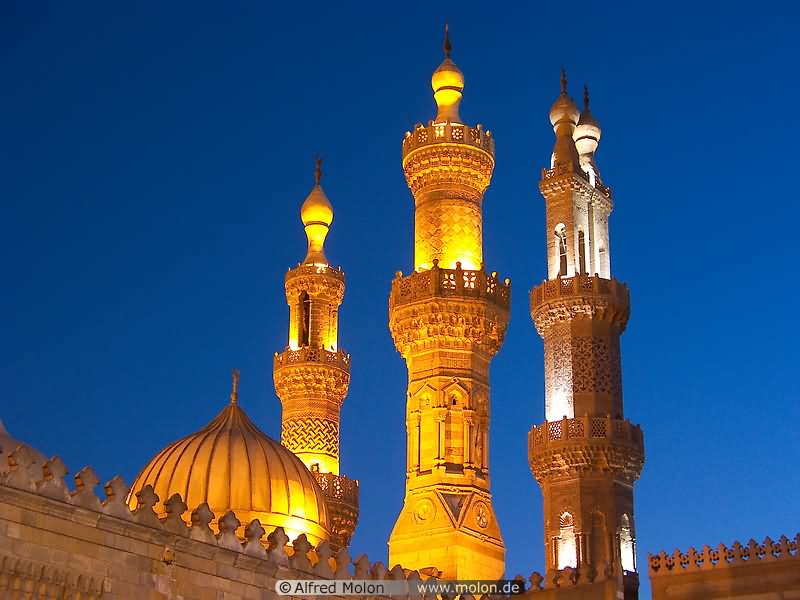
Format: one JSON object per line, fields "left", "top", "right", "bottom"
{"left": 230, "top": 369, "right": 240, "bottom": 405}
{"left": 443, "top": 23, "right": 452, "bottom": 58}
{"left": 431, "top": 25, "right": 464, "bottom": 123}
{"left": 583, "top": 84, "right": 590, "bottom": 111}
{"left": 560, "top": 67, "right": 568, "bottom": 95}
{"left": 314, "top": 156, "right": 322, "bottom": 186}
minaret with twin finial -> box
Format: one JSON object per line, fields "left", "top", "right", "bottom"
{"left": 273, "top": 160, "right": 359, "bottom": 551}
{"left": 528, "top": 73, "right": 644, "bottom": 598}
{"left": 388, "top": 28, "right": 510, "bottom": 580}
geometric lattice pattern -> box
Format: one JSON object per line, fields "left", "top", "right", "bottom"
{"left": 281, "top": 418, "right": 339, "bottom": 457}
{"left": 572, "top": 336, "right": 621, "bottom": 397}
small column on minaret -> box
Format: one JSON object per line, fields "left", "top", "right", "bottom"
{"left": 388, "top": 26, "right": 509, "bottom": 581}
{"left": 529, "top": 74, "right": 644, "bottom": 599}
{"left": 273, "top": 160, "right": 358, "bottom": 552}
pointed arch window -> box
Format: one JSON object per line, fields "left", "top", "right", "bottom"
{"left": 556, "top": 512, "right": 577, "bottom": 569}
{"left": 555, "top": 224, "right": 568, "bottom": 277}
{"left": 619, "top": 514, "right": 636, "bottom": 573}
{"left": 578, "top": 230, "right": 587, "bottom": 275}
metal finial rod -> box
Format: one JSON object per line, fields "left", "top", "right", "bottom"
{"left": 583, "top": 84, "right": 590, "bottom": 110}
{"left": 443, "top": 23, "right": 452, "bottom": 58}
{"left": 314, "top": 157, "right": 322, "bottom": 186}
{"left": 560, "top": 68, "right": 568, "bottom": 95}
{"left": 230, "top": 369, "right": 240, "bottom": 404}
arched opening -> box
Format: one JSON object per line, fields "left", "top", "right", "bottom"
{"left": 619, "top": 514, "right": 636, "bottom": 573}
{"left": 578, "top": 230, "right": 587, "bottom": 275}
{"left": 299, "top": 292, "right": 311, "bottom": 347}
{"left": 555, "top": 224, "right": 568, "bottom": 277}
{"left": 556, "top": 512, "right": 577, "bottom": 569}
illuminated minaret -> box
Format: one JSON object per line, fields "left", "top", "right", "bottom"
{"left": 388, "top": 28, "right": 510, "bottom": 580}
{"left": 527, "top": 74, "right": 644, "bottom": 597}
{"left": 273, "top": 160, "right": 358, "bottom": 551}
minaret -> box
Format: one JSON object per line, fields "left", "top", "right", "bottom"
{"left": 388, "top": 28, "right": 510, "bottom": 580}
{"left": 273, "top": 160, "right": 359, "bottom": 551}
{"left": 527, "top": 75, "right": 644, "bottom": 598}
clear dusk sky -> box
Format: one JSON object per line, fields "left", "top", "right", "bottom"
{"left": 3, "top": 2, "right": 798, "bottom": 596}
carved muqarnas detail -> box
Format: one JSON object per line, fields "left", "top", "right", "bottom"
{"left": 572, "top": 336, "right": 621, "bottom": 397}
{"left": 282, "top": 418, "right": 339, "bottom": 457}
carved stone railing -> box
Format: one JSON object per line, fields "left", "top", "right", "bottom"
{"left": 286, "top": 262, "right": 345, "bottom": 284}
{"left": 313, "top": 472, "right": 359, "bottom": 507}
{"left": 529, "top": 416, "right": 644, "bottom": 452}
{"left": 541, "top": 163, "right": 612, "bottom": 197}
{"left": 648, "top": 534, "right": 800, "bottom": 576}
{"left": 402, "top": 120, "right": 494, "bottom": 158}
{"left": 530, "top": 274, "right": 630, "bottom": 335}
{"left": 274, "top": 347, "right": 351, "bottom": 372}
{"left": 531, "top": 274, "right": 628, "bottom": 308}
{"left": 391, "top": 260, "right": 510, "bottom": 310}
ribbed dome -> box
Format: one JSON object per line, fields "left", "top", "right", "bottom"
{"left": 128, "top": 398, "right": 330, "bottom": 544}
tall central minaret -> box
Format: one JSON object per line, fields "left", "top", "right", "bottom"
{"left": 527, "top": 74, "right": 644, "bottom": 598}
{"left": 388, "top": 29, "right": 510, "bottom": 580}
{"left": 273, "top": 160, "right": 359, "bottom": 552}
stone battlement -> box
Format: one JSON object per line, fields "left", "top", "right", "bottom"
{"left": 649, "top": 534, "right": 800, "bottom": 576}
{"left": 274, "top": 346, "right": 351, "bottom": 372}
{"left": 402, "top": 121, "right": 494, "bottom": 159}
{"left": 390, "top": 260, "right": 510, "bottom": 310}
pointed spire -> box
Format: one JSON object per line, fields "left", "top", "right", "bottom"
{"left": 560, "top": 68, "right": 568, "bottom": 95}
{"left": 583, "top": 84, "right": 590, "bottom": 111}
{"left": 314, "top": 157, "right": 322, "bottom": 186}
{"left": 443, "top": 23, "right": 452, "bottom": 58}
{"left": 230, "top": 369, "right": 240, "bottom": 405}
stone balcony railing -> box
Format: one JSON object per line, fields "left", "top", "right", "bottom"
{"left": 531, "top": 274, "right": 629, "bottom": 310}
{"left": 286, "top": 262, "right": 345, "bottom": 284}
{"left": 274, "top": 347, "right": 351, "bottom": 372}
{"left": 312, "top": 472, "right": 359, "bottom": 508}
{"left": 390, "top": 260, "right": 510, "bottom": 310}
{"left": 529, "top": 416, "right": 644, "bottom": 452}
{"left": 402, "top": 120, "right": 495, "bottom": 158}
{"left": 541, "top": 162, "right": 612, "bottom": 197}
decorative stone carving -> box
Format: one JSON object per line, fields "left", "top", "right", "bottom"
{"left": 71, "top": 466, "right": 102, "bottom": 510}
{"left": 163, "top": 493, "right": 188, "bottom": 536}
{"left": 267, "top": 527, "right": 289, "bottom": 566}
{"left": 289, "top": 534, "right": 312, "bottom": 572}
{"left": 242, "top": 519, "right": 267, "bottom": 557}
{"left": 132, "top": 485, "right": 161, "bottom": 528}
{"left": 189, "top": 502, "right": 216, "bottom": 544}
{"left": 102, "top": 475, "right": 131, "bottom": 518}
{"left": 216, "top": 511, "right": 242, "bottom": 551}
{"left": 37, "top": 457, "right": 70, "bottom": 501}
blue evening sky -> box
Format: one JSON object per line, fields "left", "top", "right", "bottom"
{"left": 3, "top": 2, "right": 798, "bottom": 595}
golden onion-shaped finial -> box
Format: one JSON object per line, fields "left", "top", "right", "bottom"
{"left": 300, "top": 158, "right": 333, "bottom": 265}
{"left": 431, "top": 24, "right": 464, "bottom": 123}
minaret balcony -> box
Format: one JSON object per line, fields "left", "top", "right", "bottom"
{"left": 390, "top": 260, "right": 510, "bottom": 311}
{"left": 274, "top": 347, "right": 351, "bottom": 373}
{"left": 528, "top": 415, "right": 644, "bottom": 483}
{"left": 402, "top": 121, "right": 494, "bottom": 159}
{"left": 540, "top": 162, "right": 612, "bottom": 197}
{"left": 312, "top": 470, "right": 359, "bottom": 552}
{"left": 285, "top": 262, "right": 345, "bottom": 284}
{"left": 530, "top": 274, "right": 630, "bottom": 335}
